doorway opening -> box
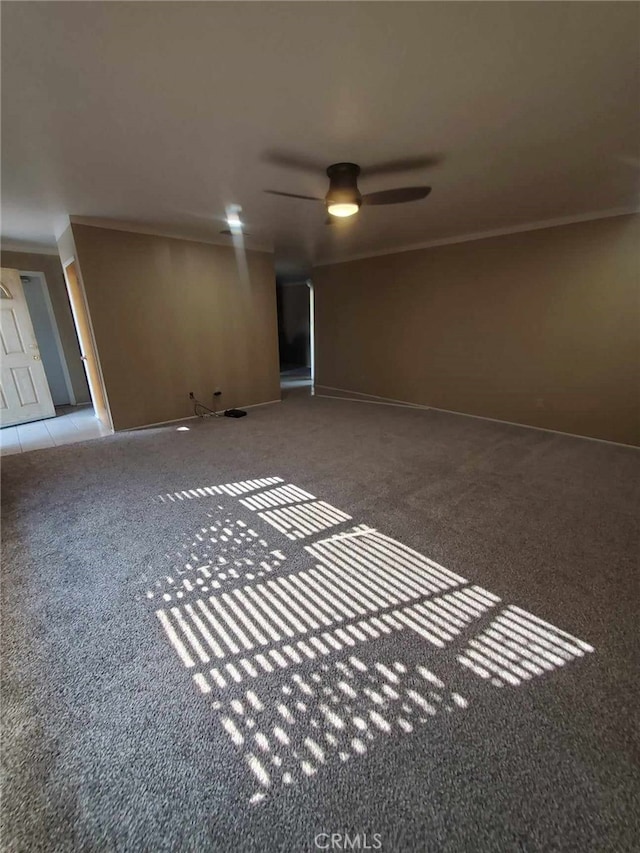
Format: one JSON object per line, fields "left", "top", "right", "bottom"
{"left": 276, "top": 279, "right": 314, "bottom": 395}
{"left": 0, "top": 266, "right": 110, "bottom": 454}
{"left": 20, "top": 271, "right": 76, "bottom": 407}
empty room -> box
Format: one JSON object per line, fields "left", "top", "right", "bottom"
{"left": 1, "top": 2, "right": 638, "bottom": 851}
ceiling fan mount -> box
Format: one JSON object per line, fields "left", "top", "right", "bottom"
{"left": 265, "top": 155, "right": 434, "bottom": 219}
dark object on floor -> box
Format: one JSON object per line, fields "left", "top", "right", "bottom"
{"left": 224, "top": 409, "right": 247, "bottom": 418}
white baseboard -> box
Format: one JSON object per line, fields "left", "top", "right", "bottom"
{"left": 129, "top": 415, "right": 199, "bottom": 431}
{"left": 127, "top": 399, "right": 281, "bottom": 431}
{"left": 314, "top": 391, "right": 429, "bottom": 412}
{"left": 427, "top": 404, "right": 638, "bottom": 449}
{"left": 314, "top": 385, "right": 429, "bottom": 410}
{"left": 313, "top": 385, "right": 638, "bottom": 449}
{"left": 242, "top": 398, "right": 282, "bottom": 410}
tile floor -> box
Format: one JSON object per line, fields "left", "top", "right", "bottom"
{"left": 0, "top": 405, "right": 111, "bottom": 455}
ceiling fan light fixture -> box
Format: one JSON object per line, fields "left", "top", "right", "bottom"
{"left": 327, "top": 201, "right": 360, "bottom": 218}
{"left": 325, "top": 162, "right": 361, "bottom": 217}
{"left": 265, "top": 158, "right": 432, "bottom": 220}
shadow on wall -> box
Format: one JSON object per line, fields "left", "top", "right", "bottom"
{"left": 139, "top": 476, "right": 595, "bottom": 805}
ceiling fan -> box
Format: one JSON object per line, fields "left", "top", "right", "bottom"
{"left": 264, "top": 154, "right": 437, "bottom": 220}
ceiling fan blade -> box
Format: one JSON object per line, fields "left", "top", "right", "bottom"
{"left": 263, "top": 150, "right": 327, "bottom": 174}
{"left": 264, "top": 189, "right": 323, "bottom": 201}
{"left": 362, "top": 186, "right": 432, "bottom": 205}
{"left": 362, "top": 155, "right": 442, "bottom": 177}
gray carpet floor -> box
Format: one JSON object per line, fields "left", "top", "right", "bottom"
{"left": 1, "top": 392, "right": 638, "bottom": 852}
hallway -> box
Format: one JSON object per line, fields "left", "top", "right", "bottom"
{"left": 280, "top": 366, "right": 312, "bottom": 396}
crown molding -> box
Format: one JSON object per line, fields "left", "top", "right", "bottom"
{"left": 313, "top": 206, "right": 640, "bottom": 268}
{"left": 68, "top": 216, "right": 274, "bottom": 254}
{"left": 1, "top": 240, "right": 59, "bottom": 256}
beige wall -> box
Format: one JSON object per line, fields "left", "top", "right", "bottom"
{"left": 69, "top": 224, "right": 280, "bottom": 431}
{"left": 313, "top": 214, "right": 640, "bottom": 446}
{"left": 0, "top": 250, "right": 91, "bottom": 404}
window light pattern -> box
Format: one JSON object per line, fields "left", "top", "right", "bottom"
{"left": 145, "top": 507, "right": 286, "bottom": 599}
{"left": 257, "top": 501, "right": 352, "bottom": 540}
{"left": 211, "top": 655, "right": 468, "bottom": 805}
{"left": 239, "top": 483, "right": 316, "bottom": 511}
{"left": 143, "top": 476, "right": 594, "bottom": 804}
{"left": 155, "top": 477, "right": 284, "bottom": 504}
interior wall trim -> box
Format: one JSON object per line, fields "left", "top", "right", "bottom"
{"left": 1, "top": 241, "right": 59, "bottom": 256}
{"left": 242, "top": 398, "right": 282, "bottom": 410}
{"left": 313, "top": 385, "right": 639, "bottom": 449}
{"left": 129, "top": 399, "right": 282, "bottom": 431}
{"left": 314, "top": 393, "right": 431, "bottom": 412}
{"left": 314, "top": 385, "right": 429, "bottom": 409}
{"left": 68, "top": 216, "right": 274, "bottom": 254}
{"left": 313, "top": 207, "right": 639, "bottom": 267}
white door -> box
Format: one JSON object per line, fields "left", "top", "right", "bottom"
{"left": 0, "top": 268, "right": 56, "bottom": 427}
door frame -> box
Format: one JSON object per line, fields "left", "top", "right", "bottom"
{"left": 62, "top": 258, "right": 114, "bottom": 432}
{"left": 20, "top": 270, "right": 76, "bottom": 406}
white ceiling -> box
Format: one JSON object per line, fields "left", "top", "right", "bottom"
{"left": 2, "top": 2, "right": 638, "bottom": 273}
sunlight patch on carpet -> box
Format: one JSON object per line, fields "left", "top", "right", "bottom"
{"left": 142, "top": 477, "right": 594, "bottom": 804}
